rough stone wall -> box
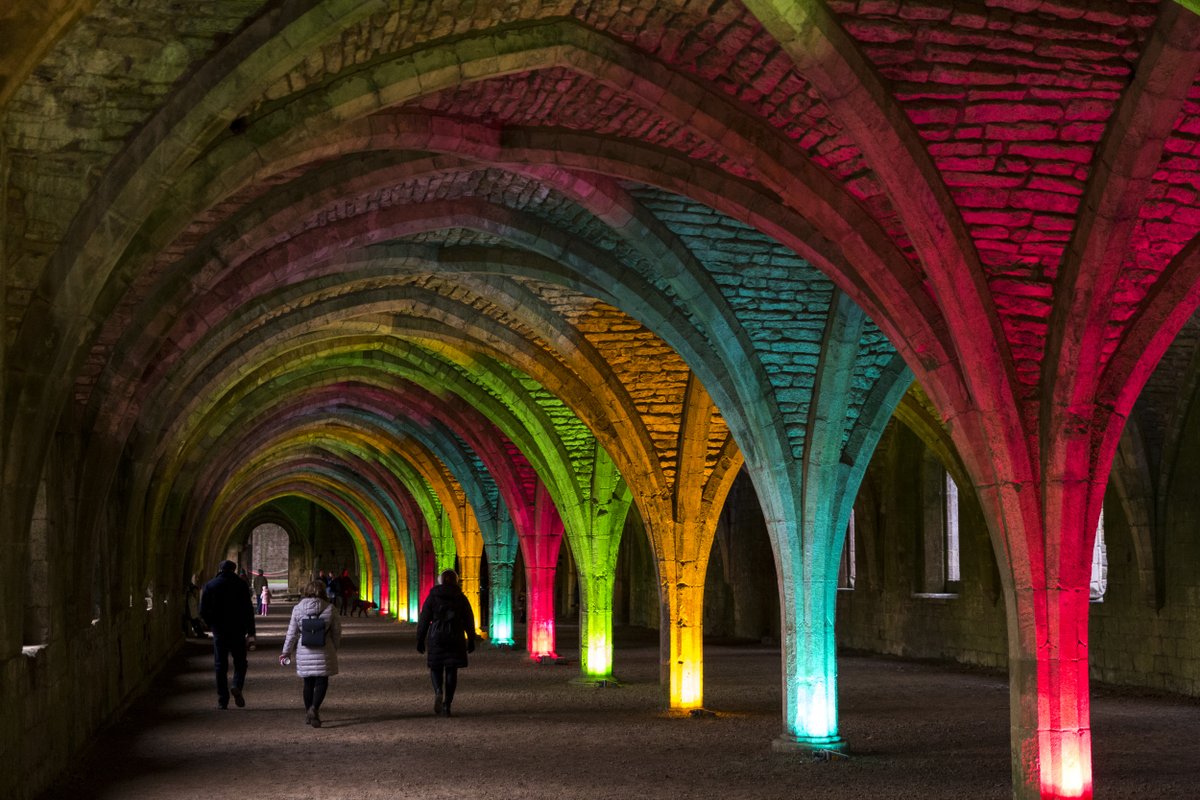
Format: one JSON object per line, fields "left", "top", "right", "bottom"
{"left": 8, "top": 603, "right": 176, "bottom": 799}
{"left": 616, "top": 509, "right": 660, "bottom": 630}
{"left": 835, "top": 423, "right": 1009, "bottom": 668}
{"left": 613, "top": 471, "right": 780, "bottom": 642}
{"left": 1089, "top": 393, "right": 1200, "bottom": 695}
{"left": 834, "top": 413, "right": 1200, "bottom": 698}
{"left": 704, "top": 470, "right": 779, "bottom": 642}
{"left": 2, "top": 0, "right": 265, "bottom": 345}
{"left": 248, "top": 523, "right": 289, "bottom": 584}
{"left": 3, "top": 432, "right": 179, "bottom": 800}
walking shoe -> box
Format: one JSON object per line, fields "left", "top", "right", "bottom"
{"left": 230, "top": 686, "right": 245, "bottom": 707}
{"left": 310, "top": 711, "right": 322, "bottom": 728}
{"left": 433, "top": 693, "right": 443, "bottom": 715}
{"left": 443, "top": 703, "right": 452, "bottom": 717}
{"left": 305, "top": 708, "right": 315, "bottom": 726}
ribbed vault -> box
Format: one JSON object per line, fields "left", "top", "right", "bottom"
{"left": 9, "top": 4, "right": 1200, "bottom": 799}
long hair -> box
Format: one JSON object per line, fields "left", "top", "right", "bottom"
{"left": 302, "top": 579, "right": 327, "bottom": 599}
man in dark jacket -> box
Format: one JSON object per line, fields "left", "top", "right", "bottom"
{"left": 200, "top": 560, "right": 257, "bottom": 709}
{"left": 251, "top": 568, "right": 269, "bottom": 615}
{"left": 416, "top": 570, "right": 476, "bottom": 717}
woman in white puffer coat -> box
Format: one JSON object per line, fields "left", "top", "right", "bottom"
{"left": 280, "top": 579, "right": 342, "bottom": 727}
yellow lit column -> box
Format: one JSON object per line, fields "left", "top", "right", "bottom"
{"left": 664, "top": 553, "right": 707, "bottom": 710}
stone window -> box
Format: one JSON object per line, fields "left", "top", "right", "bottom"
{"left": 917, "top": 457, "right": 960, "bottom": 597}
{"left": 945, "top": 471, "right": 960, "bottom": 584}
{"left": 838, "top": 510, "right": 856, "bottom": 590}
{"left": 1089, "top": 510, "right": 1107, "bottom": 603}
{"left": 24, "top": 477, "right": 50, "bottom": 647}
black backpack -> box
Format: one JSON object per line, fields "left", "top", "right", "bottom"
{"left": 301, "top": 613, "right": 327, "bottom": 647}
{"left": 427, "top": 605, "right": 457, "bottom": 650}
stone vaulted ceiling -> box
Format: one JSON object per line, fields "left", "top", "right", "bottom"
{"left": 7, "top": 2, "right": 1200, "bottom": 799}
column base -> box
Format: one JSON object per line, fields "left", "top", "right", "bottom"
{"left": 570, "top": 675, "right": 619, "bottom": 687}
{"left": 772, "top": 734, "right": 849, "bottom": 760}
{"left": 666, "top": 707, "right": 717, "bottom": 719}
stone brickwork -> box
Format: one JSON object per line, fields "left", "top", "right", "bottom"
{"left": 836, "top": 423, "right": 1009, "bottom": 668}
{"left": 1132, "top": 312, "right": 1200, "bottom": 471}
{"left": 10, "top": 2, "right": 1200, "bottom": 798}
{"left": 634, "top": 188, "right": 900, "bottom": 461}
{"left": 1090, "top": 364, "right": 1200, "bottom": 695}
{"left": 829, "top": 0, "right": 1157, "bottom": 398}
{"left": 2, "top": 0, "right": 264, "bottom": 342}
{"left": 831, "top": 405, "right": 1200, "bottom": 703}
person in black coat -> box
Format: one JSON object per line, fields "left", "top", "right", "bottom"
{"left": 416, "top": 570, "right": 476, "bottom": 716}
{"left": 200, "top": 560, "right": 257, "bottom": 709}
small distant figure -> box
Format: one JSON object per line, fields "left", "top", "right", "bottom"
{"left": 260, "top": 584, "right": 271, "bottom": 616}
{"left": 351, "top": 598, "right": 378, "bottom": 617}
{"left": 336, "top": 569, "right": 357, "bottom": 616}
{"left": 183, "top": 574, "right": 206, "bottom": 637}
{"left": 200, "top": 560, "right": 256, "bottom": 710}
{"left": 416, "top": 570, "right": 476, "bottom": 717}
{"left": 251, "top": 569, "right": 269, "bottom": 614}
{"left": 280, "top": 579, "right": 342, "bottom": 728}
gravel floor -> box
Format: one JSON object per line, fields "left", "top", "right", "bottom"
{"left": 35, "top": 602, "right": 1200, "bottom": 799}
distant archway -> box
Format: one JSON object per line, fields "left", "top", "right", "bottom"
{"left": 250, "top": 522, "right": 290, "bottom": 593}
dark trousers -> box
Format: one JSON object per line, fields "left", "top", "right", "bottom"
{"left": 212, "top": 634, "right": 247, "bottom": 706}
{"left": 430, "top": 666, "right": 458, "bottom": 705}
{"left": 303, "top": 676, "right": 329, "bottom": 711}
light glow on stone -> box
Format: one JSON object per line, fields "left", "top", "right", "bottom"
{"left": 529, "top": 616, "right": 557, "bottom": 660}
{"left": 1041, "top": 728, "right": 1092, "bottom": 798}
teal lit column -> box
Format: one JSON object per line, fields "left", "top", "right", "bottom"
{"left": 773, "top": 529, "right": 844, "bottom": 750}
{"left": 488, "top": 510, "right": 517, "bottom": 645}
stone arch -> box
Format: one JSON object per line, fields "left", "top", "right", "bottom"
{"left": 12, "top": 3, "right": 918, "bottom": 747}
{"left": 229, "top": 507, "right": 308, "bottom": 596}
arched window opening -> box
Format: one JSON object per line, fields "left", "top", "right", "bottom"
{"left": 1090, "top": 510, "right": 1107, "bottom": 603}
{"left": 917, "top": 457, "right": 960, "bottom": 597}
{"left": 945, "top": 471, "right": 961, "bottom": 584}
{"left": 24, "top": 477, "right": 50, "bottom": 649}
{"left": 838, "top": 510, "right": 856, "bottom": 591}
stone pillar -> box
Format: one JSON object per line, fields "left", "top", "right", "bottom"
{"left": 488, "top": 558, "right": 515, "bottom": 645}
{"left": 486, "top": 510, "right": 517, "bottom": 645}
{"left": 452, "top": 509, "right": 484, "bottom": 634}
{"left": 1007, "top": 584, "right": 1093, "bottom": 799}
{"left": 661, "top": 554, "right": 706, "bottom": 709}
{"left": 979, "top": 472, "right": 1100, "bottom": 800}
{"left": 522, "top": 492, "right": 563, "bottom": 659}
{"left": 771, "top": 522, "right": 844, "bottom": 750}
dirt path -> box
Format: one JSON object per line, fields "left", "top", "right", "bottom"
{"left": 35, "top": 603, "right": 1200, "bottom": 799}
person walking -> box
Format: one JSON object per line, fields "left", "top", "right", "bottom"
{"left": 336, "top": 569, "right": 356, "bottom": 616}
{"left": 416, "top": 569, "right": 476, "bottom": 717}
{"left": 183, "top": 573, "right": 206, "bottom": 637}
{"left": 251, "top": 569, "right": 269, "bottom": 615}
{"left": 280, "top": 579, "right": 342, "bottom": 728}
{"left": 199, "top": 560, "right": 256, "bottom": 710}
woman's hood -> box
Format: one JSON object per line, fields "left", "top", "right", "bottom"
{"left": 298, "top": 597, "right": 328, "bottom": 615}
